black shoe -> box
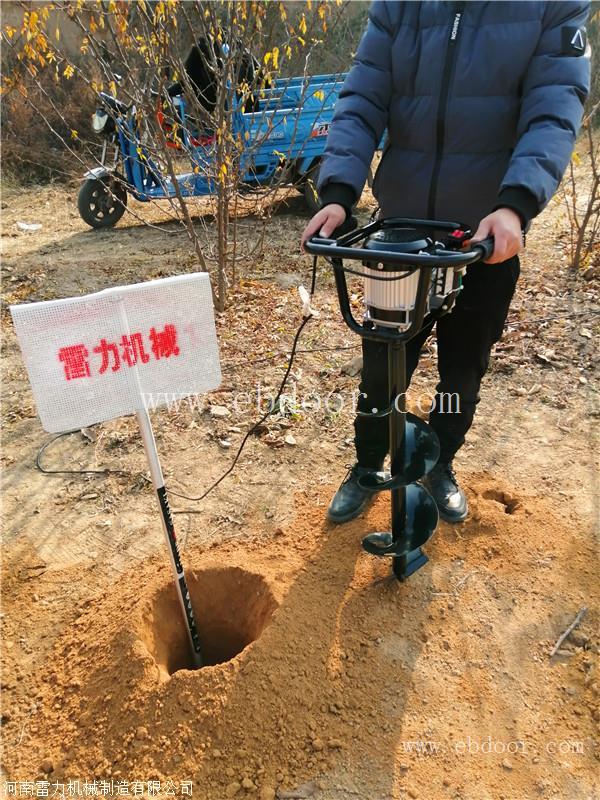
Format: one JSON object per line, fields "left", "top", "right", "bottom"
{"left": 423, "top": 461, "right": 468, "bottom": 523}
{"left": 327, "top": 464, "right": 382, "bottom": 524}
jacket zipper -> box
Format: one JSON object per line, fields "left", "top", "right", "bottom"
{"left": 427, "top": 1, "right": 467, "bottom": 219}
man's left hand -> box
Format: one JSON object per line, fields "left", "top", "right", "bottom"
{"left": 470, "top": 208, "right": 523, "bottom": 264}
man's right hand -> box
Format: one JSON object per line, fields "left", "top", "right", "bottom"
{"left": 301, "top": 204, "right": 347, "bottom": 251}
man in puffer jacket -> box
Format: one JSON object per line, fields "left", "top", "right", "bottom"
{"left": 302, "top": 0, "right": 590, "bottom": 524}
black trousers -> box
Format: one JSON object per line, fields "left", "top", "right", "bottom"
{"left": 354, "top": 256, "right": 520, "bottom": 468}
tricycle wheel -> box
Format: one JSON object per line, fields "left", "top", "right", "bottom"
{"left": 78, "top": 176, "right": 127, "bottom": 228}
{"left": 303, "top": 161, "right": 321, "bottom": 214}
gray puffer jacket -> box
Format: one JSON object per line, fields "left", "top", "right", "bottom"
{"left": 318, "top": 0, "right": 591, "bottom": 230}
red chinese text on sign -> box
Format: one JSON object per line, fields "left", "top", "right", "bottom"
{"left": 58, "top": 345, "right": 91, "bottom": 381}
{"left": 94, "top": 338, "right": 120, "bottom": 374}
{"left": 150, "top": 324, "right": 180, "bottom": 359}
{"left": 121, "top": 332, "right": 150, "bottom": 367}
{"left": 59, "top": 324, "right": 181, "bottom": 381}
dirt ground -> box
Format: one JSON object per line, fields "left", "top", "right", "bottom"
{"left": 1, "top": 179, "right": 599, "bottom": 800}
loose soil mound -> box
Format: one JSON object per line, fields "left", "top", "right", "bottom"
{"left": 2, "top": 476, "right": 598, "bottom": 800}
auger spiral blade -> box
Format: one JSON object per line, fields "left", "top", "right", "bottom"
{"left": 361, "top": 483, "right": 438, "bottom": 557}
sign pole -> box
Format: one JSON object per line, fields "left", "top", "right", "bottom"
{"left": 136, "top": 405, "right": 204, "bottom": 669}
{"left": 114, "top": 296, "right": 203, "bottom": 669}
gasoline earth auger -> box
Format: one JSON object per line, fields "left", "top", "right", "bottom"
{"left": 305, "top": 218, "right": 493, "bottom": 582}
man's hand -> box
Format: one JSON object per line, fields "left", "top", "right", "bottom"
{"left": 301, "top": 204, "right": 346, "bottom": 251}
{"left": 470, "top": 208, "right": 523, "bottom": 264}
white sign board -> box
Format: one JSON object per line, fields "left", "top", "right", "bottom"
{"left": 11, "top": 273, "right": 222, "bottom": 433}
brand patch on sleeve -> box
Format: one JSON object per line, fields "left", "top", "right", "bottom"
{"left": 562, "top": 26, "right": 588, "bottom": 56}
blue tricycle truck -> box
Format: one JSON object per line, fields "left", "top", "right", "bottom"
{"left": 78, "top": 71, "right": 349, "bottom": 228}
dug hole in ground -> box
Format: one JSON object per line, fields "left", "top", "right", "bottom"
{"left": 1, "top": 181, "right": 599, "bottom": 800}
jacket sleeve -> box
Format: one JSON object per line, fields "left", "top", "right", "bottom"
{"left": 499, "top": 1, "right": 591, "bottom": 217}
{"left": 317, "top": 0, "right": 394, "bottom": 206}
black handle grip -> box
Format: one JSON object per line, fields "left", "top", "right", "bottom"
{"left": 469, "top": 237, "right": 495, "bottom": 262}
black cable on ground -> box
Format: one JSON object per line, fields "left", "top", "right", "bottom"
{"left": 36, "top": 431, "right": 129, "bottom": 477}
{"left": 167, "top": 312, "right": 312, "bottom": 502}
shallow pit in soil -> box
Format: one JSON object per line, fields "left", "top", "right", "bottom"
{"left": 141, "top": 566, "right": 278, "bottom": 675}
{"left": 482, "top": 488, "right": 522, "bottom": 514}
